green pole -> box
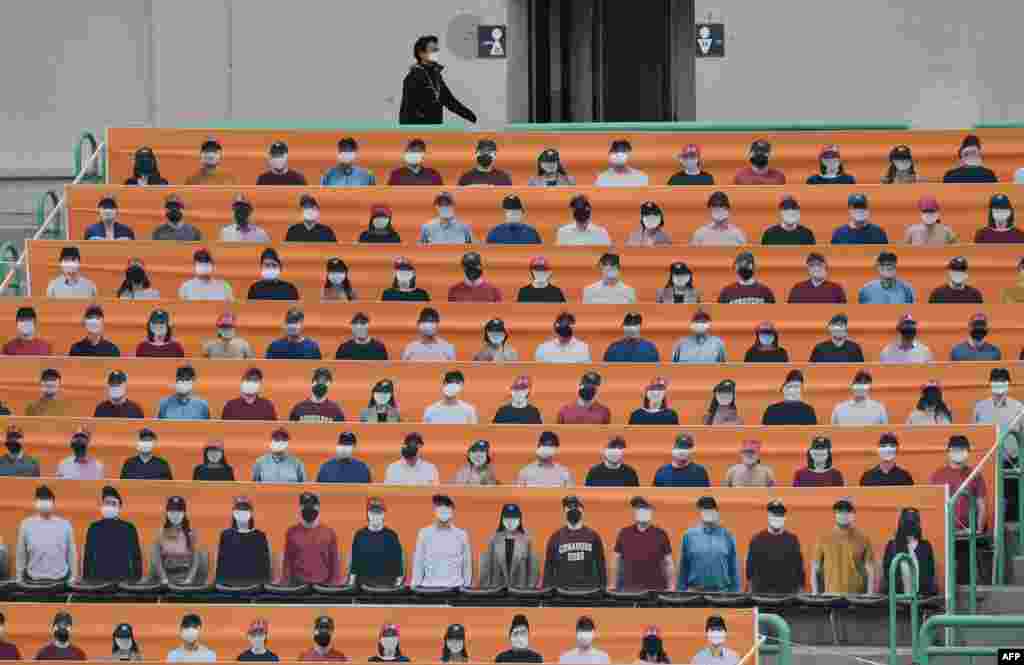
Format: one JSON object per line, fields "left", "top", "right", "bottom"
{"left": 996, "top": 438, "right": 1006, "bottom": 585}
{"left": 969, "top": 498, "right": 977, "bottom": 615}
{"left": 887, "top": 553, "right": 919, "bottom": 665}
{"left": 757, "top": 613, "right": 791, "bottom": 665}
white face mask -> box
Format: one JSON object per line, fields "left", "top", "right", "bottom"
{"left": 767, "top": 516, "right": 785, "bottom": 531}
{"left": 537, "top": 445, "right": 556, "bottom": 460}
{"left": 809, "top": 266, "right": 827, "bottom": 281}
{"left": 195, "top": 262, "right": 213, "bottom": 276}
{"left": 233, "top": 510, "right": 251, "bottom": 525}
{"left": 829, "top": 325, "right": 848, "bottom": 340}
{"left": 503, "top": 518, "right": 520, "bottom": 531}
{"left": 101, "top": 504, "right": 120, "bottom": 519}
{"left": 879, "top": 446, "right": 898, "bottom": 461}
{"left": 269, "top": 156, "right": 287, "bottom": 171}
{"left": 373, "top": 392, "right": 391, "bottom": 406}
{"left": 810, "top": 450, "right": 829, "bottom": 465}
{"left": 878, "top": 266, "right": 897, "bottom": 280}
{"left": 822, "top": 158, "right": 841, "bottom": 174}
{"left": 60, "top": 260, "right": 79, "bottom": 275}
{"left": 435, "top": 507, "right": 453, "bottom": 523}
{"left": 783, "top": 385, "right": 802, "bottom": 401}
{"left": 691, "top": 322, "right": 710, "bottom": 335}
{"left": 419, "top": 322, "right": 438, "bottom": 336}
{"left": 683, "top": 157, "right": 699, "bottom": 172}
{"left": 992, "top": 381, "right": 1010, "bottom": 396}
{"left": 672, "top": 448, "right": 691, "bottom": 461}
{"left": 852, "top": 383, "right": 870, "bottom": 397}
{"left": 109, "top": 385, "right": 126, "bottom": 401}
{"left": 707, "top": 630, "right": 727, "bottom": 646}
{"left": 201, "top": 152, "right": 220, "bottom": 167}
{"left": 758, "top": 333, "right": 775, "bottom": 346}
{"left": 576, "top": 631, "right": 595, "bottom": 647}
{"left": 851, "top": 209, "right": 869, "bottom": 223}
{"left": 505, "top": 211, "right": 524, "bottom": 224}
{"left": 487, "top": 332, "right": 506, "bottom": 346}
{"left": 249, "top": 636, "right": 266, "bottom": 651}
{"left": 368, "top": 513, "right": 385, "bottom": 531}
{"left": 36, "top": 499, "right": 54, "bottom": 513}
{"left": 328, "top": 272, "right": 347, "bottom": 286}
{"left": 531, "top": 270, "right": 551, "bottom": 287}
{"left": 950, "top": 450, "right": 969, "bottom": 464}
{"left": 442, "top": 382, "right": 462, "bottom": 398}
{"left": 16, "top": 320, "right": 34, "bottom": 336}
{"left": 373, "top": 217, "right": 391, "bottom": 230}
{"left": 602, "top": 267, "right": 620, "bottom": 281}
{"left": 261, "top": 267, "right": 281, "bottom": 281}
{"left": 380, "top": 637, "right": 399, "bottom": 652}
{"left": 781, "top": 210, "right": 800, "bottom": 227}
{"left": 115, "top": 638, "right": 132, "bottom": 651}
{"left": 993, "top": 209, "right": 1012, "bottom": 224}
{"left": 623, "top": 325, "right": 641, "bottom": 338}
{"left": 286, "top": 323, "right": 302, "bottom": 337}
{"left": 396, "top": 270, "right": 414, "bottom": 286}
{"left": 510, "top": 390, "right": 529, "bottom": 407}
{"left": 540, "top": 161, "right": 559, "bottom": 174}
{"left": 604, "top": 448, "right": 624, "bottom": 464}
{"left": 336, "top": 445, "right": 353, "bottom": 460}
{"left": 646, "top": 390, "right": 665, "bottom": 406}
{"left": 701, "top": 510, "right": 718, "bottom": 524}
{"left": 270, "top": 439, "right": 288, "bottom": 454}
{"left": 438, "top": 206, "right": 455, "bottom": 220}
{"left": 137, "top": 439, "right": 153, "bottom": 455}
{"left": 949, "top": 271, "right": 968, "bottom": 285}
{"left": 609, "top": 152, "right": 629, "bottom": 166}
{"left": 894, "top": 159, "right": 912, "bottom": 171}
{"left": 836, "top": 512, "right": 854, "bottom": 527}
{"left": 672, "top": 274, "right": 691, "bottom": 288}
{"left": 100, "top": 209, "right": 117, "bottom": 223}
{"left": 511, "top": 633, "right": 529, "bottom": 650}
{"left": 469, "top": 451, "right": 487, "bottom": 467}
{"left": 715, "top": 392, "right": 733, "bottom": 406}
{"left": 446, "top": 640, "right": 464, "bottom": 655}
{"left": 302, "top": 208, "right": 319, "bottom": 223}
{"left": 710, "top": 207, "right": 730, "bottom": 223}
{"left": 642, "top": 215, "right": 661, "bottom": 230}
{"left": 351, "top": 323, "right": 369, "bottom": 340}
{"left": 404, "top": 151, "right": 425, "bottom": 166}
{"left": 181, "top": 628, "right": 200, "bottom": 643}
{"left": 84, "top": 318, "right": 103, "bottom": 334}
{"left": 167, "top": 511, "right": 184, "bottom": 526}
{"left": 337, "top": 151, "right": 357, "bottom": 164}
{"left": 241, "top": 381, "right": 261, "bottom": 395}
{"left": 921, "top": 212, "right": 939, "bottom": 225}
{"left": 175, "top": 381, "right": 193, "bottom": 395}
{"left": 635, "top": 508, "right": 652, "bottom": 524}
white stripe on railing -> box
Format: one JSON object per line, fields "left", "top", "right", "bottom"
{"left": 0, "top": 141, "right": 106, "bottom": 294}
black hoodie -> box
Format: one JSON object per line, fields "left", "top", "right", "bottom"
{"left": 193, "top": 445, "right": 235, "bottom": 481}
{"left": 399, "top": 63, "right": 477, "bottom": 125}
{"left": 744, "top": 326, "right": 789, "bottom": 363}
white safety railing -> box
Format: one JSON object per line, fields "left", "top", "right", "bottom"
{"left": 0, "top": 140, "right": 106, "bottom": 296}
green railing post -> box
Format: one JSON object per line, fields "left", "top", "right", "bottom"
{"left": 996, "top": 435, "right": 1006, "bottom": 585}
{"left": 34, "top": 190, "right": 62, "bottom": 240}
{"left": 74, "top": 131, "right": 104, "bottom": 183}
{"left": 969, "top": 498, "right": 977, "bottom": 615}
{"left": 757, "top": 613, "right": 791, "bottom": 665}
{"left": 887, "top": 553, "right": 919, "bottom": 665}
{"left": 918, "top": 614, "right": 1024, "bottom": 664}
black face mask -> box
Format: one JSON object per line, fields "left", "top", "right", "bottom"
{"left": 737, "top": 266, "right": 755, "bottom": 281}
{"left": 750, "top": 153, "right": 770, "bottom": 169}
{"left": 312, "top": 383, "right": 329, "bottom": 399}
{"left": 234, "top": 206, "right": 252, "bottom": 227}
{"left": 477, "top": 153, "right": 495, "bottom": 168}
{"left": 642, "top": 636, "right": 661, "bottom": 655}
{"left": 922, "top": 387, "right": 941, "bottom": 407}
{"left": 579, "top": 385, "right": 597, "bottom": 402}
{"left": 54, "top": 628, "right": 70, "bottom": 643}
{"left": 313, "top": 632, "right": 332, "bottom": 647}
{"left": 6, "top": 437, "right": 22, "bottom": 455}
{"left": 566, "top": 508, "right": 583, "bottom": 525}
{"left": 301, "top": 506, "right": 319, "bottom": 523}
{"left": 401, "top": 444, "right": 419, "bottom": 459}
{"left": 573, "top": 207, "right": 591, "bottom": 223}
{"left": 464, "top": 265, "right": 483, "bottom": 281}
{"left": 898, "top": 326, "right": 917, "bottom": 340}
{"left": 166, "top": 207, "right": 183, "bottom": 224}
{"left": 136, "top": 157, "right": 155, "bottom": 175}
{"left": 71, "top": 442, "right": 87, "bottom": 459}
{"left": 127, "top": 266, "right": 146, "bottom": 284}
{"left": 970, "top": 326, "right": 988, "bottom": 341}
{"left": 555, "top": 323, "right": 573, "bottom": 339}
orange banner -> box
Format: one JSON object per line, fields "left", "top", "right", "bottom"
{"left": 2, "top": 300, "right": 1023, "bottom": 366}
{"left": 26, "top": 240, "right": 1024, "bottom": 304}
{"left": 106, "top": 127, "right": 1024, "bottom": 187}
{"left": 0, "top": 479, "right": 945, "bottom": 593}
{"left": 0, "top": 602, "right": 755, "bottom": 663}
{"left": 66, "top": 183, "right": 1023, "bottom": 246}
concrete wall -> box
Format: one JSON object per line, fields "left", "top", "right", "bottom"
{"left": 694, "top": 1, "right": 1024, "bottom": 127}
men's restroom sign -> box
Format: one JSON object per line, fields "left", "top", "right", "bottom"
{"left": 695, "top": 23, "right": 725, "bottom": 58}
{"left": 478, "top": 25, "right": 507, "bottom": 58}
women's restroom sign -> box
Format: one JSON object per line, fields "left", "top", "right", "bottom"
{"left": 478, "top": 25, "right": 507, "bottom": 58}
{"left": 695, "top": 23, "right": 725, "bottom": 57}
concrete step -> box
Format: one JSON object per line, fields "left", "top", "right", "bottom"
{"left": 790, "top": 646, "right": 913, "bottom": 665}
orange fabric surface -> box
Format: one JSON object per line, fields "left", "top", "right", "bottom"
{"left": 0, "top": 602, "right": 754, "bottom": 663}
{"left": 66, "top": 183, "right": 1023, "bottom": 246}
{"left": 0, "top": 478, "right": 946, "bottom": 593}
{"left": 2, "top": 300, "right": 1024, "bottom": 365}
{"left": 106, "top": 127, "right": 1024, "bottom": 186}
{"left": 0, "top": 416, "right": 994, "bottom": 500}
{"left": 26, "top": 240, "right": 1024, "bottom": 304}
{"left": 0, "top": 357, "right": 1015, "bottom": 429}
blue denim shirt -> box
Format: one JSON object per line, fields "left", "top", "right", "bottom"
{"left": 157, "top": 395, "right": 210, "bottom": 420}
{"left": 678, "top": 523, "right": 739, "bottom": 591}
{"left": 603, "top": 337, "right": 660, "bottom": 363}
{"left": 320, "top": 165, "right": 376, "bottom": 187}
{"left": 857, "top": 279, "right": 916, "bottom": 304}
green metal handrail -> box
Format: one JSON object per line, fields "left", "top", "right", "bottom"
{"left": 993, "top": 415, "right": 1024, "bottom": 585}
{"left": 917, "top": 613, "right": 1024, "bottom": 664}
{"left": 506, "top": 120, "right": 912, "bottom": 132}
{"left": 74, "top": 131, "right": 104, "bottom": 183}
{"left": 757, "top": 612, "right": 791, "bottom": 665}
{"left": 34, "top": 190, "right": 62, "bottom": 240}
{"left": 887, "top": 553, "right": 920, "bottom": 665}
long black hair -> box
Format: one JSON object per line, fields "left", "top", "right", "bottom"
{"left": 704, "top": 380, "right": 736, "bottom": 425}
{"left": 163, "top": 509, "right": 194, "bottom": 552}
{"left": 131, "top": 147, "right": 164, "bottom": 181}
{"left": 110, "top": 632, "right": 140, "bottom": 657}
{"left": 377, "top": 635, "right": 405, "bottom": 659}
{"left": 117, "top": 263, "right": 153, "bottom": 298}
{"left": 893, "top": 507, "right": 923, "bottom": 554}
{"left": 916, "top": 385, "right": 953, "bottom": 422}
{"left": 883, "top": 146, "right": 917, "bottom": 182}
{"left": 536, "top": 150, "right": 568, "bottom": 177}
{"left": 664, "top": 263, "right": 696, "bottom": 291}
{"left": 987, "top": 202, "right": 1017, "bottom": 229}
{"left": 805, "top": 445, "right": 834, "bottom": 470}
{"left": 496, "top": 510, "right": 525, "bottom": 534}
{"left": 146, "top": 311, "right": 174, "bottom": 342}
{"left": 441, "top": 630, "right": 469, "bottom": 662}
{"left": 637, "top": 637, "right": 670, "bottom": 664}
{"left": 367, "top": 380, "right": 398, "bottom": 409}
{"left": 323, "top": 258, "right": 355, "bottom": 299}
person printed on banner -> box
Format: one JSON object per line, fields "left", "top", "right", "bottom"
{"left": 440, "top": 624, "right": 470, "bottom": 663}
{"left": 557, "top": 371, "right": 611, "bottom": 425}
{"left": 479, "top": 504, "right": 542, "bottom": 589}
{"left": 761, "top": 369, "right": 818, "bottom": 425}
{"left": 137, "top": 308, "right": 185, "bottom": 358}
{"left": 286, "top": 194, "right": 337, "bottom": 243}
{"left": 943, "top": 134, "right": 998, "bottom": 183}
{"left": 46, "top": 246, "right": 97, "bottom": 299}
{"left": 486, "top": 194, "right": 542, "bottom": 244}
{"left": 652, "top": 433, "right": 711, "bottom": 488}
{"left": 690, "top": 191, "right": 747, "bottom": 246}
{"left": 722, "top": 440, "right": 774, "bottom": 487}
{"left": 55, "top": 429, "right": 104, "bottom": 480}
{"left": 201, "top": 312, "right": 253, "bottom": 359}
{"left": 222, "top": 367, "right": 280, "bottom": 421}
{"left": 290, "top": 367, "right": 346, "bottom": 423}
{"left": 0, "top": 425, "right": 41, "bottom": 477}
{"left": 457, "top": 138, "right": 513, "bottom": 186}
{"left": 743, "top": 321, "right": 789, "bottom": 362}
{"left": 625, "top": 200, "right": 672, "bottom": 246}
{"left": 474, "top": 318, "right": 519, "bottom": 362}
{"left": 115, "top": 259, "right": 160, "bottom": 300}
{"left": 904, "top": 195, "right": 958, "bottom": 245}
{"left": 612, "top": 496, "right": 674, "bottom": 592}
{"left": 347, "top": 497, "right": 405, "bottom": 587}
{"left": 334, "top": 312, "right": 389, "bottom": 360}
{"left": 558, "top": 616, "right": 610, "bottom": 665}
{"left": 930, "top": 257, "right": 984, "bottom": 304}
{"left": 120, "top": 427, "right": 173, "bottom": 479}
{"left": 388, "top": 138, "right": 444, "bottom": 185}
{"left": 149, "top": 496, "right": 207, "bottom": 585}
{"left": 423, "top": 370, "right": 479, "bottom": 424}
{"left": 17, "top": 485, "right": 77, "bottom": 583}
{"left": 180, "top": 248, "right": 235, "bottom": 302}
{"left": 678, "top": 496, "right": 740, "bottom": 592}
{"left": 788, "top": 252, "right": 847, "bottom": 303}
{"left": 26, "top": 367, "right": 70, "bottom": 417}
{"left": 452, "top": 440, "right": 499, "bottom": 485}
{"left": 792, "top": 435, "right": 846, "bottom": 487}
{"left": 157, "top": 365, "right": 211, "bottom": 420}
{"left": 368, "top": 624, "right": 409, "bottom": 663}
{"left": 556, "top": 194, "right": 611, "bottom": 246}
{"left": 585, "top": 436, "right": 640, "bottom": 487}
{"left": 316, "top": 431, "right": 372, "bottom": 484}
{"left": 516, "top": 431, "right": 574, "bottom": 487}
{"left": 84, "top": 194, "right": 135, "bottom": 240}
{"left": 281, "top": 492, "right": 342, "bottom": 586}
{"left": 321, "top": 136, "right": 376, "bottom": 186}
{"left": 929, "top": 436, "right": 989, "bottom": 582}
{"left": 3, "top": 305, "right": 52, "bottom": 356}
{"left": 237, "top": 618, "right": 278, "bottom": 662}
{"left": 402, "top": 307, "right": 456, "bottom": 361}
{"left": 184, "top": 138, "right": 238, "bottom": 185}
{"left": 94, "top": 369, "right": 145, "bottom": 419}
{"left": 761, "top": 194, "right": 815, "bottom": 245}
{"left": 605, "top": 312, "right": 660, "bottom": 363}
{"left": 220, "top": 193, "right": 270, "bottom": 242}
{"left": 857, "top": 251, "right": 915, "bottom": 304}
{"left": 671, "top": 310, "right": 726, "bottom": 363}
{"left": 583, "top": 252, "right": 636, "bottom": 304}
{"left": 881, "top": 144, "right": 926, "bottom": 184}
{"left": 215, "top": 496, "right": 272, "bottom": 586}
{"left": 251, "top": 428, "right": 307, "bottom": 483}
{"left": 860, "top": 432, "right": 915, "bottom": 486}
{"left": 528, "top": 148, "right": 576, "bottom": 187}
{"left": 256, "top": 141, "right": 307, "bottom": 186}
{"left": 68, "top": 304, "right": 120, "bottom": 357}
{"left": 192, "top": 440, "right": 235, "bottom": 481}
{"left": 517, "top": 255, "right": 567, "bottom": 303}
{"left": 811, "top": 498, "right": 877, "bottom": 594}
{"left": 110, "top": 622, "right": 143, "bottom": 662}
{"left": 702, "top": 379, "right": 743, "bottom": 426}
{"left": 628, "top": 377, "right": 679, "bottom": 425}
{"left": 359, "top": 379, "right": 402, "bottom": 423}
{"left": 535, "top": 311, "right": 592, "bottom": 363}
{"left": 34, "top": 611, "right": 86, "bottom": 661}
{"left": 689, "top": 615, "right": 739, "bottom": 665}
{"left": 400, "top": 35, "right": 477, "bottom": 125}
{"left": 167, "top": 614, "right": 216, "bottom": 663}
{"left": 382, "top": 256, "right": 431, "bottom": 302}
{"left": 543, "top": 497, "right": 608, "bottom": 590}
{"left": 975, "top": 192, "right": 1024, "bottom": 243}
{"left": 655, "top": 261, "right": 702, "bottom": 303}
{"left": 420, "top": 191, "right": 475, "bottom": 244}
{"left": 806, "top": 144, "right": 856, "bottom": 184}
{"left": 266, "top": 307, "right": 323, "bottom": 360}
{"left": 880, "top": 508, "right": 938, "bottom": 597}
{"left": 906, "top": 381, "right": 954, "bottom": 424}
{"left": 411, "top": 494, "right": 473, "bottom": 589}
{"left": 320, "top": 257, "right": 357, "bottom": 302}
{"left": 734, "top": 138, "right": 785, "bottom": 185}
{"left": 635, "top": 626, "right": 671, "bottom": 664}
{"left": 495, "top": 614, "right": 543, "bottom": 663}
{"left": 809, "top": 312, "right": 865, "bottom": 362}
{"left": 830, "top": 369, "right": 889, "bottom": 426}
{"left": 449, "top": 251, "right": 503, "bottom": 302}
{"left": 832, "top": 193, "right": 889, "bottom": 245}
{"left": 667, "top": 143, "right": 714, "bottom": 185}
{"left": 595, "top": 139, "right": 649, "bottom": 187}
{"left": 153, "top": 193, "right": 202, "bottom": 241}
{"left": 493, "top": 375, "right": 543, "bottom": 424}
{"left": 745, "top": 500, "right": 805, "bottom": 595}
{"left": 247, "top": 247, "right": 300, "bottom": 301}
{"left": 879, "top": 313, "right": 933, "bottom": 364}
{"left": 359, "top": 204, "right": 403, "bottom": 244}
{"left": 384, "top": 432, "right": 439, "bottom": 485}
{"left": 125, "top": 146, "right": 169, "bottom": 185}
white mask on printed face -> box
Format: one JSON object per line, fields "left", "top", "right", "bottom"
{"left": 84, "top": 318, "right": 103, "bottom": 334}
{"left": 879, "top": 446, "right": 898, "bottom": 461}
{"left": 642, "top": 215, "right": 661, "bottom": 230}
{"left": 992, "top": 381, "right": 1010, "bottom": 396}
{"left": 646, "top": 390, "right": 665, "bottom": 407}
{"left": 781, "top": 210, "right": 800, "bottom": 227}
{"left": 950, "top": 450, "right": 969, "bottom": 465}
{"left": 707, "top": 630, "right": 727, "bottom": 646}
{"left": 269, "top": 156, "right": 287, "bottom": 172}
{"left": 404, "top": 151, "right": 425, "bottom": 166}
{"left": 60, "top": 261, "right": 79, "bottom": 275}
{"left": 531, "top": 271, "right": 551, "bottom": 287}
{"left": 510, "top": 390, "right": 529, "bottom": 408}
{"left": 469, "top": 451, "right": 487, "bottom": 467}
{"left": 922, "top": 212, "right": 939, "bottom": 225}
{"left": 368, "top": 512, "right": 385, "bottom": 531}
{"left": 691, "top": 322, "right": 710, "bottom": 335}
{"left": 336, "top": 445, "right": 353, "bottom": 460}
{"left": 195, "top": 262, "right": 213, "bottom": 277}
{"left": 852, "top": 383, "right": 870, "bottom": 397}
{"left": 261, "top": 267, "right": 281, "bottom": 281}
{"left": 233, "top": 510, "right": 251, "bottom": 525}
{"left": 537, "top": 445, "right": 556, "bottom": 460}
{"left": 715, "top": 392, "right": 733, "bottom": 406}
{"left": 396, "top": 270, "right": 414, "bottom": 286}
{"left": 609, "top": 152, "right": 629, "bottom": 166}
{"left": 851, "top": 209, "right": 869, "bottom": 223}
{"left": 270, "top": 439, "right": 288, "bottom": 454}
{"left": 17, "top": 320, "right": 35, "bottom": 336}
{"left": 137, "top": 439, "right": 154, "bottom": 455}
{"left": 672, "top": 448, "right": 691, "bottom": 461}
{"left": 302, "top": 207, "right": 319, "bottom": 223}
{"left": 373, "top": 392, "right": 391, "bottom": 406}
{"left": 767, "top": 515, "right": 785, "bottom": 531}
{"left": 181, "top": 628, "right": 200, "bottom": 644}
{"left": 419, "top": 322, "right": 438, "bottom": 337}
{"left": 576, "top": 631, "right": 595, "bottom": 647}
{"left": 505, "top": 211, "right": 524, "bottom": 224}
{"left": 109, "top": 385, "right": 127, "bottom": 401}
{"left": 36, "top": 499, "right": 54, "bottom": 514}
{"left": 435, "top": 507, "right": 453, "bottom": 523}
{"left": 673, "top": 274, "right": 691, "bottom": 288}
{"left": 634, "top": 508, "right": 653, "bottom": 524}
{"left": 604, "top": 447, "right": 624, "bottom": 464}
{"left": 442, "top": 382, "right": 462, "bottom": 398}
{"left": 503, "top": 518, "right": 521, "bottom": 531}
{"left": 710, "top": 207, "right": 730, "bottom": 223}
{"left": 337, "top": 151, "right": 357, "bottom": 165}
{"left": 241, "top": 381, "right": 260, "bottom": 395}
{"left": 783, "top": 385, "right": 802, "bottom": 402}
{"left": 101, "top": 504, "right": 120, "bottom": 519}
{"left": 175, "top": 381, "right": 193, "bottom": 395}
{"left": 100, "top": 209, "right": 118, "bottom": 223}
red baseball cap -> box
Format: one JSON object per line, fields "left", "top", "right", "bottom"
{"left": 216, "top": 312, "right": 236, "bottom": 328}
{"left": 370, "top": 204, "right": 392, "bottom": 218}
{"left": 918, "top": 195, "right": 940, "bottom": 212}
{"left": 529, "top": 256, "right": 550, "bottom": 270}
{"left": 511, "top": 375, "right": 531, "bottom": 390}
{"left": 741, "top": 439, "right": 762, "bottom": 453}
{"left": 819, "top": 144, "right": 840, "bottom": 159}
{"left": 680, "top": 144, "right": 700, "bottom": 157}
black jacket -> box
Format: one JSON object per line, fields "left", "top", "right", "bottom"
{"left": 400, "top": 63, "right": 476, "bottom": 125}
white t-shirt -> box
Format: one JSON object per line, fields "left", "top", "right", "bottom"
{"left": 384, "top": 458, "right": 440, "bottom": 485}
{"left": 178, "top": 278, "right": 234, "bottom": 301}
{"left": 831, "top": 398, "right": 889, "bottom": 426}
{"left": 423, "top": 400, "right": 479, "bottom": 424}
{"left": 556, "top": 223, "right": 611, "bottom": 246}
{"left": 535, "top": 338, "right": 592, "bottom": 363}
{"left": 559, "top": 648, "right": 611, "bottom": 664}
{"left": 582, "top": 280, "right": 637, "bottom": 304}
{"left": 594, "top": 168, "right": 649, "bottom": 187}
{"left": 167, "top": 645, "right": 217, "bottom": 663}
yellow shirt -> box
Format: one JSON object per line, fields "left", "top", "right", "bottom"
{"left": 184, "top": 170, "right": 240, "bottom": 186}
{"left": 814, "top": 526, "right": 875, "bottom": 593}
{"left": 1001, "top": 283, "right": 1024, "bottom": 304}
{"left": 25, "top": 398, "right": 70, "bottom": 417}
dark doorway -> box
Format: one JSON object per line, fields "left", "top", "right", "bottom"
{"left": 527, "top": 0, "right": 694, "bottom": 122}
